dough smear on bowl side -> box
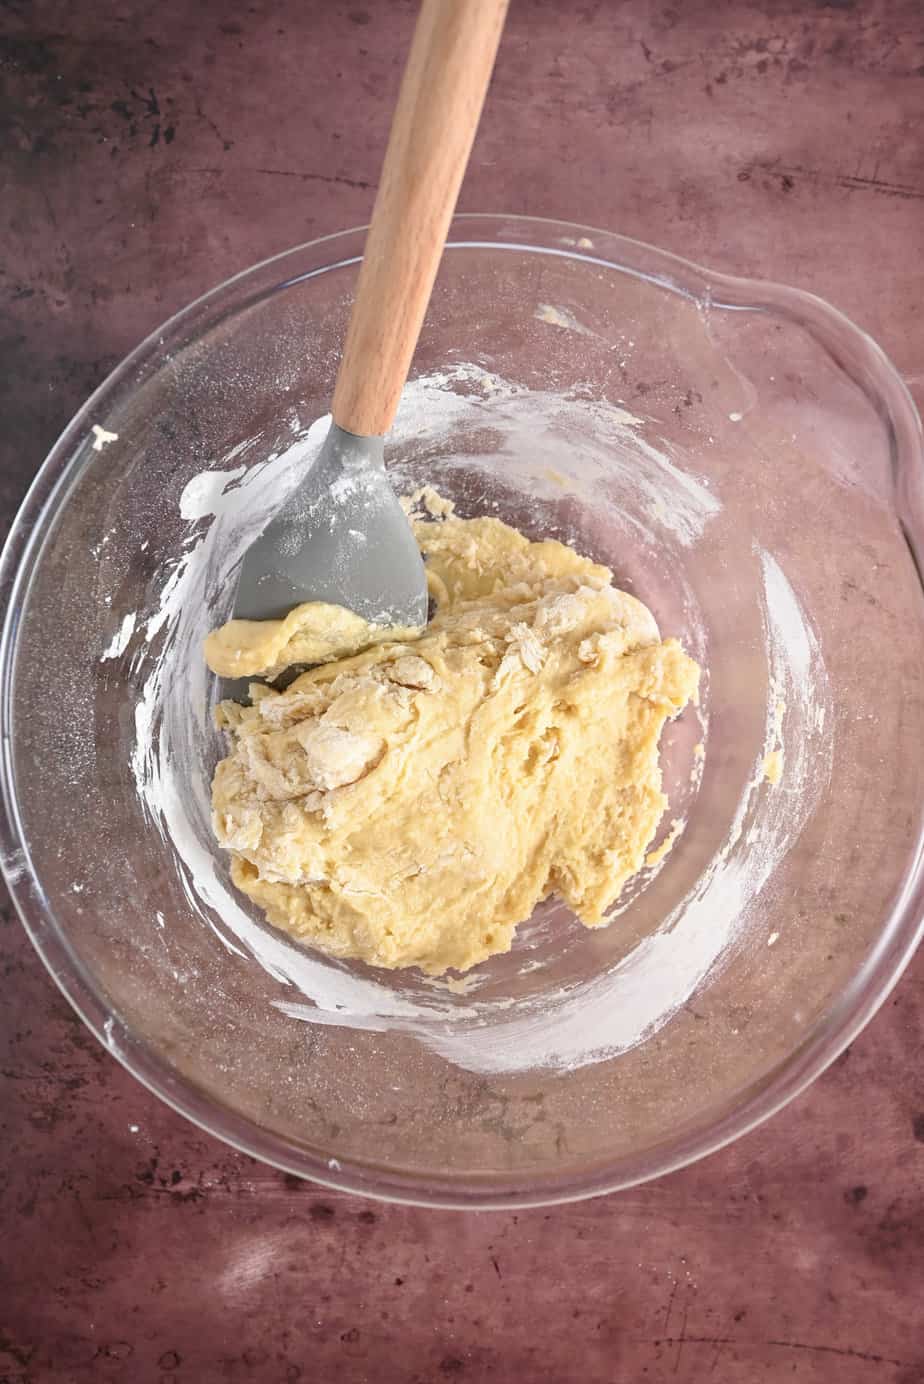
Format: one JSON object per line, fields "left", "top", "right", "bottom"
{"left": 206, "top": 494, "right": 701, "bottom": 975}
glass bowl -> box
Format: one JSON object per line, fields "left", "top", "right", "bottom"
{"left": 1, "top": 215, "right": 922, "bottom": 1208}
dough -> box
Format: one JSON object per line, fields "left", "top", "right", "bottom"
{"left": 209, "top": 505, "right": 700, "bottom": 974}
{"left": 205, "top": 602, "right": 421, "bottom": 682}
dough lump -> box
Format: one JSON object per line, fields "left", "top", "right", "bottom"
{"left": 209, "top": 506, "right": 700, "bottom": 974}
{"left": 204, "top": 602, "right": 421, "bottom": 682}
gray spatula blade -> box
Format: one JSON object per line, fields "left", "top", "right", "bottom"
{"left": 234, "top": 423, "right": 426, "bottom": 625}
{"left": 221, "top": 422, "right": 427, "bottom": 700}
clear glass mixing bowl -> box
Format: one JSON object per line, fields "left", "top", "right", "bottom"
{"left": 2, "top": 215, "right": 923, "bottom": 1208}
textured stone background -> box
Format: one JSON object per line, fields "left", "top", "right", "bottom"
{"left": 1, "top": 1, "right": 923, "bottom": 1380}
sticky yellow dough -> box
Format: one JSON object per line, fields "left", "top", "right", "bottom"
{"left": 204, "top": 602, "right": 422, "bottom": 681}
{"left": 209, "top": 508, "right": 700, "bottom": 975}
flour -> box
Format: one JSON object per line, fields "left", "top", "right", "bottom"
{"left": 91, "top": 424, "right": 119, "bottom": 451}
{"left": 100, "top": 611, "right": 136, "bottom": 661}
{"left": 125, "top": 366, "right": 831, "bottom": 1076}
{"left": 534, "top": 303, "right": 602, "bottom": 340}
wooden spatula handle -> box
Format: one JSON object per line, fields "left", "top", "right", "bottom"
{"left": 331, "top": 0, "right": 509, "bottom": 439}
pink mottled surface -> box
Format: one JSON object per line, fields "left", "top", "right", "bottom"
{"left": 2, "top": 1, "right": 924, "bottom": 1380}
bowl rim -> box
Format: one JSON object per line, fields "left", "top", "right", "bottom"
{"left": 2, "top": 212, "right": 923, "bottom": 1208}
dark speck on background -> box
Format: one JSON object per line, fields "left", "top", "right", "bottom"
{"left": 309, "top": 1201, "right": 336, "bottom": 1221}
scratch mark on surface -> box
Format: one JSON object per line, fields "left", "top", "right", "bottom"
{"left": 192, "top": 87, "right": 233, "bottom": 151}
{"left": 252, "top": 166, "right": 374, "bottom": 190}
{"left": 183, "top": 166, "right": 374, "bottom": 191}
{"left": 672, "top": 1300, "right": 689, "bottom": 1373}
{"left": 646, "top": 1337, "right": 907, "bottom": 1368}
{"left": 39, "top": 181, "right": 58, "bottom": 230}
{"left": 743, "top": 159, "right": 924, "bottom": 200}
{"left": 832, "top": 172, "right": 924, "bottom": 200}
{"left": 764, "top": 1339, "right": 906, "bottom": 1367}
{"left": 663, "top": 1279, "right": 679, "bottom": 1332}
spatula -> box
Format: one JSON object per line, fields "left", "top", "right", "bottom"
{"left": 232, "top": 0, "right": 509, "bottom": 636}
